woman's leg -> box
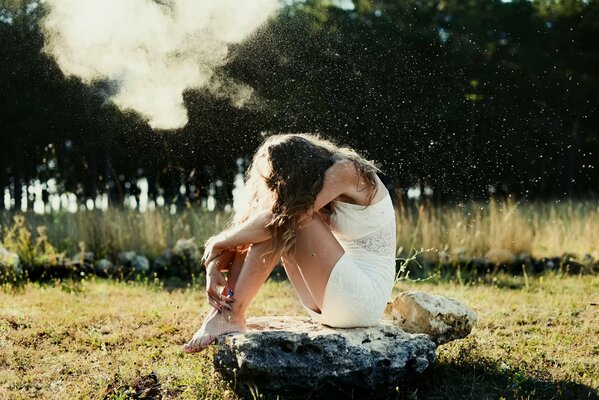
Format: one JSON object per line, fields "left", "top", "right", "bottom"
{"left": 282, "top": 216, "right": 345, "bottom": 312}
{"left": 184, "top": 217, "right": 343, "bottom": 352}
{"left": 183, "top": 240, "right": 280, "bottom": 352}
{"left": 224, "top": 249, "right": 247, "bottom": 292}
{"left": 202, "top": 249, "right": 247, "bottom": 320}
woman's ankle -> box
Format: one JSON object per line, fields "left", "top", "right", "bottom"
{"left": 220, "top": 308, "right": 246, "bottom": 326}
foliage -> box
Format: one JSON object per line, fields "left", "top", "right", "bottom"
{"left": 1, "top": 214, "right": 64, "bottom": 268}
{"left": 0, "top": 198, "right": 596, "bottom": 285}
{"left": 0, "top": 0, "right": 598, "bottom": 209}
{"left": 0, "top": 276, "right": 597, "bottom": 399}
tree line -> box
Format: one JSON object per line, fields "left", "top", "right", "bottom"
{"left": 0, "top": 0, "right": 597, "bottom": 210}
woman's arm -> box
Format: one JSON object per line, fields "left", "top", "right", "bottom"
{"left": 203, "top": 209, "right": 273, "bottom": 265}
{"left": 221, "top": 209, "right": 273, "bottom": 249}
{"left": 204, "top": 159, "right": 360, "bottom": 264}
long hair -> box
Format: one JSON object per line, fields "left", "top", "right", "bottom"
{"left": 231, "top": 133, "right": 380, "bottom": 259}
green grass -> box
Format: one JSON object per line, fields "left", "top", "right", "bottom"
{"left": 1, "top": 274, "right": 597, "bottom": 399}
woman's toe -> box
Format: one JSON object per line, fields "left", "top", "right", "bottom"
{"left": 183, "top": 336, "right": 213, "bottom": 354}
{"left": 201, "top": 335, "right": 215, "bottom": 348}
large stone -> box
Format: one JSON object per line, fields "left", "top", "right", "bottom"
{"left": 171, "top": 238, "right": 201, "bottom": 276}
{"left": 172, "top": 238, "right": 199, "bottom": 262}
{"left": 213, "top": 316, "right": 436, "bottom": 399}
{"left": 117, "top": 251, "right": 136, "bottom": 267}
{"left": 96, "top": 258, "right": 115, "bottom": 275}
{"left": 71, "top": 251, "right": 95, "bottom": 267}
{"left": 384, "top": 291, "right": 477, "bottom": 345}
{"left": 131, "top": 255, "right": 150, "bottom": 273}
{"left": 152, "top": 250, "right": 172, "bottom": 273}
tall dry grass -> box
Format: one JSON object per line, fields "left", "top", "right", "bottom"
{"left": 0, "top": 207, "right": 230, "bottom": 258}
{"left": 395, "top": 198, "right": 599, "bottom": 260}
{"left": 1, "top": 198, "right": 598, "bottom": 260}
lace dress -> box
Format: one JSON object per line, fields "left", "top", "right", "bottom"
{"left": 302, "top": 192, "right": 397, "bottom": 327}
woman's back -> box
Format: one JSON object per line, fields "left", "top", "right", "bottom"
{"left": 330, "top": 191, "right": 396, "bottom": 262}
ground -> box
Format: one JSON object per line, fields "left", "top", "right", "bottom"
{"left": 0, "top": 274, "right": 597, "bottom": 399}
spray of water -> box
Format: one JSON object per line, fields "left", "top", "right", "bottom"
{"left": 42, "top": 0, "right": 278, "bottom": 129}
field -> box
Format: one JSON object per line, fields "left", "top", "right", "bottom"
{"left": 1, "top": 198, "right": 598, "bottom": 262}
{"left": 1, "top": 273, "right": 597, "bottom": 399}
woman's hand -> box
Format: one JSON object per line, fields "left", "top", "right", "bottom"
{"left": 205, "top": 255, "right": 234, "bottom": 312}
{"left": 202, "top": 234, "right": 229, "bottom": 267}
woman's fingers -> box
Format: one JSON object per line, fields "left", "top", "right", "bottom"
{"left": 205, "top": 262, "right": 235, "bottom": 312}
{"left": 206, "top": 290, "right": 233, "bottom": 310}
{"left": 208, "top": 297, "right": 231, "bottom": 311}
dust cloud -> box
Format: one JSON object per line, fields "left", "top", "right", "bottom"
{"left": 42, "top": 0, "right": 278, "bottom": 129}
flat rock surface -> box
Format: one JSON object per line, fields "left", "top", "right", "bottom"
{"left": 213, "top": 316, "right": 436, "bottom": 399}
{"left": 384, "top": 291, "right": 477, "bottom": 345}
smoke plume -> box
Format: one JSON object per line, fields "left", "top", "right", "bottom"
{"left": 42, "top": 0, "right": 278, "bottom": 129}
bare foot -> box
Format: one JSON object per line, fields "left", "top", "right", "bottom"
{"left": 183, "top": 310, "right": 247, "bottom": 353}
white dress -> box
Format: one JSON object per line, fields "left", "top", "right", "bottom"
{"left": 302, "top": 192, "right": 397, "bottom": 327}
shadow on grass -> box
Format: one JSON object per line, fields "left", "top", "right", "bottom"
{"left": 396, "top": 357, "right": 599, "bottom": 400}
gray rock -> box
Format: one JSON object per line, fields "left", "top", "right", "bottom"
{"left": 172, "top": 239, "right": 200, "bottom": 274}
{"left": 384, "top": 291, "right": 477, "bottom": 345}
{"left": 213, "top": 316, "right": 436, "bottom": 399}
{"left": 172, "top": 238, "right": 199, "bottom": 261}
{"left": 0, "top": 244, "right": 21, "bottom": 275}
{"left": 452, "top": 246, "right": 469, "bottom": 262}
{"left": 472, "top": 256, "right": 490, "bottom": 269}
{"left": 117, "top": 251, "right": 136, "bottom": 266}
{"left": 131, "top": 255, "right": 150, "bottom": 273}
{"left": 96, "top": 258, "right": 115, "bottom": 275}
{"left": 152, "top": 250, "right": 172, "bottom": 272}
{"left": 72, "top": 251, "right": 95, "bottom": 265}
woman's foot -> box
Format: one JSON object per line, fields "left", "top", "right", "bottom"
{"left": 183, "top": 310, "right": 247, "bottom": 353}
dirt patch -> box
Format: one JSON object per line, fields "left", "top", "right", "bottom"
{"left": 103, "top": 372, "right": 162, "bottom": 399}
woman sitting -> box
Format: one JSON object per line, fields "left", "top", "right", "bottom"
{"left": 184, "top": 133, "right": 396, "bottom": 352}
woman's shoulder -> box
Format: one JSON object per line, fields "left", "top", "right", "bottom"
{"left": 325, "top": 159, "right": 386, "bottom": 206}
{"left": 327, "top": 158, "right": 359, "bottom": 178}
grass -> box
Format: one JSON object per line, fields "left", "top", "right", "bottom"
{"left": 1, "top": 273, "right": 597, "bottom": 399}
{"left": 2, "top": 198, "right": 598, "bottom": 263}
{"left": 395, "top": 197, "right": 599, "bottom": 261}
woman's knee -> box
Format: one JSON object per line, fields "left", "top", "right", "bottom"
{"left": 245, "top": 240, "right": 282, "bottom": 268}
{"left": 296, "top": 217, "right": 340, "bottom": 246}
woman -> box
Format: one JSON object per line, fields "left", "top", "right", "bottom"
{"left": 183, "top": 133, "right": 396, "bottom": 353}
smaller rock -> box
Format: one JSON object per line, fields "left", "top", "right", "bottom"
{"left": 0, "top": 244, "right": 21, "bottom": 275}
{"left": 72, "top": 251, "right": 95, "bottom": 265}
{"left": 132, "top": 255, "right": 150, "bottom": 273}
{"left": 172, "top": 238, "right": 199, "bottom": 261}
{"left": 153, "top": 250, "right": 172, "bottom": 273}
{"left": 472, "top": 256, "right": 490, "bottom": 270}
{"left": 117, "top": 251, "right": 136, "bottom": 267}
{"left": 96, "top": 259, "right": 115, "bottom": 275}
{"left": 384, "top": 291, "right": 477, "bottom": 345}
{"left": 516, "top": 252, "right": 532, "bottom": 265}
{"left": 171, "top": 239, "right": 201, "bottom": 276}
{"left": 559, "top": 254, "right": 588, "bottom": 274}
{"left": 452, "top": 246, "right": 469, "bottom": 262}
